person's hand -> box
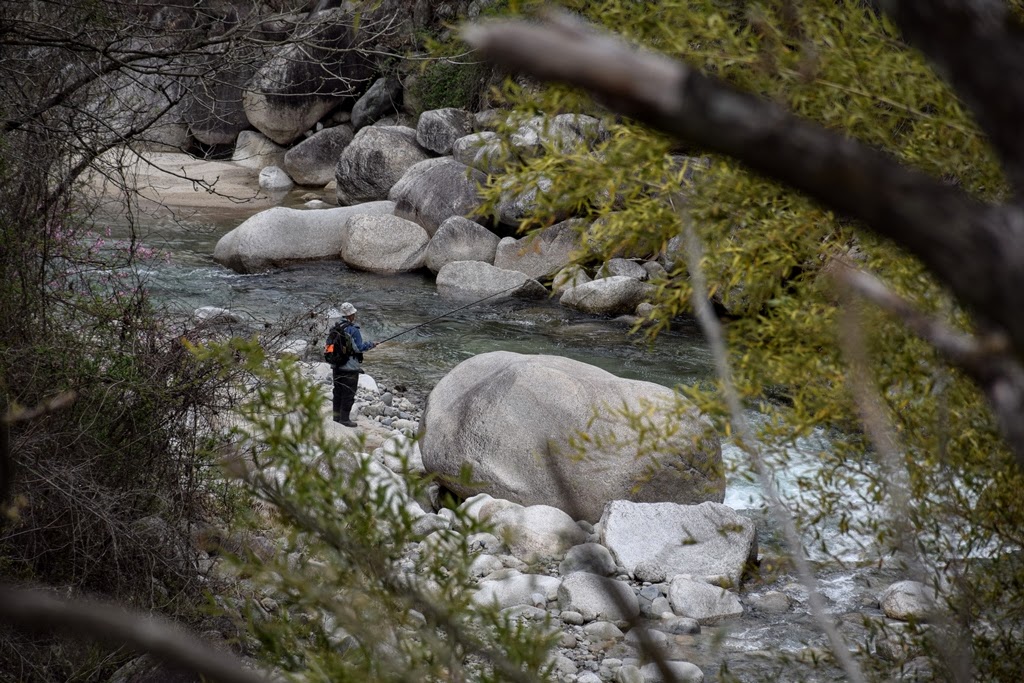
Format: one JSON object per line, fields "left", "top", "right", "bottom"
{"left": 370, "top": 342, "right": 378, "bottom": 349}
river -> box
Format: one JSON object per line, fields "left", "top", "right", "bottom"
{"left": 107, "top": 197, "right": 888, "bottom": 679}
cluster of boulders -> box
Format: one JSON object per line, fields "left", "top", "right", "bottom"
{"left": 213, "top": 104, "right": 677, "bottom": 317}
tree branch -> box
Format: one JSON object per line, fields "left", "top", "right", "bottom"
{"left": 0, "top": 585, "right": 271, "bottom": 683}
{"left": 462, "top": 11, "right": 1024, "bottom": 364}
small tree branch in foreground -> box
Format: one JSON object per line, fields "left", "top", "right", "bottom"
{"left": 0, "top": 585, "right": 271, "bottom": 683}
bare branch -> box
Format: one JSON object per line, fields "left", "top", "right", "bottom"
{"left": 0, "top": 584, "right": 271, "bottom": 683}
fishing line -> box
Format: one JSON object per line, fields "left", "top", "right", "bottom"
{"left": 375, "top": 283, "right": 525, "bottom": 346}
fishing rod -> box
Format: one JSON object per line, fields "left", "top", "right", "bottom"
{"left": 375, "top": 283, "right": 526, "bottom": 346}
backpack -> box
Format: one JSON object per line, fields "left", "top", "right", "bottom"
{"left": 324, "top": 322, "right": 357, "bottom": 366}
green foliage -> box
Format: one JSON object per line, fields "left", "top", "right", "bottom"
{"left": 194, "top": 339, "right": 557, "bottom": 682}
{"left": 474, "top": 0, "right": 1024, "bottom": 679}
{"left": 412, "top": 57, "right": 488, "bottom": 113}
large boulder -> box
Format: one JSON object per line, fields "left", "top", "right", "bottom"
{"left": 416, "top": 108, "right": 473, "bottom": 154}
{"left": 419, "top": 352, "right": 724, "bottom": 521}
{"left": 335, "top": 126, "right": 430, "bottom": 205}
{"left": 495, "top": 176, "right": 572, "bottom": 231}
{"left": 452, "top": 131, "right": 508, "bottom": 174}
{"left": 232, "top": 130, "right": 286, "bottom": 170}
{"left": 425, "top": 216, "right": 500, "bottom": 273}
{"left": 390, "top": 157, "right": 488, "bottom": 236}
{"left": 600, "top": 501, "right": 756, "bottom": 587}
{"left": 880, "top": 581, "right": 937, "bottom": 622}
{"left": 560, "top": 276, "right": 656, "bottom": 316}
{"left": 558, "top": 572, "right": 640, "bottom": 622}
{"left": 493, "top": 220, "right": 584, "bottom": 280}
{"left": 351, "top": 76, "right": 403, "bottom": 130}
{"left": 435, "top": 261, "right": 546, "bottom": 301}
{"left": 667, "top": 577, "right": 743, "bottom": 625}
{"left": 183, "top": 57, "right": 255, "bottom": 146}
{"left": 341, "top": 214, "right": 429, "bottom": 273}
{"left": 213, "top": 201, "right": 394, "bottom": 273}
{"left": 243, "top": 9, "right": 371, "bottom": 145}
{"left": 473, "top": 572, "right": 561, "bottom": 609}
{"left": 284, "top": 124, "right": 354, "bottom": 186}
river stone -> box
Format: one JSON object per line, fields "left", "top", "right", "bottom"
{"left": 335, "top": 126, "right": 430, "bottom": 205}
{"left": 553, "top": 265, "right": 592, "bottom": 294}
{"left": 389, "top": 157, "right": 488, "bottom": 236}
{"left": 488, "top": 503, "right": 588, "bottom": 562}
{"left": 495, "top": 176, "right": 571, "bottom": 230}
{"left": 416, "top": 108, "right": 473, "bottom": 154}
{"left": 473, "top": 572, "right": 561, "bottom": 609}
{"left": 213, "top": 201, "right": 394, "bottom": 273}
{"left": 880, "top": 581, "right": 937, "bottom": 622}
{"left": 258, "top": 166, "right": 293, "bottom": 191}
{"left": 616, "top": 665, "right": 645, "bottom": 683}
{"left": 283, "top": 124, "right": 354, "bottom": 186}
{"left": 352, "top": 76, "right": 402, "bottom": 130}
{"left": 452, "top": 131, "right": 508, "bottom": 174}
{"left": 599, "top": 258, "right": 648, "bottom": 280}
{"left": 184, "top": 58, "right": 255, "bottom": 146}
{"left": 558, "top": 572, "right": 639, "bottom": 622}
{"left": 559, "top": 543, "right": 617, "bottom": 576}
{"left": 419, "top": 352, "right": 724, "bottom": 521}
{"left": 425, "top": 216, "right": 500, "bottom": 272}
{"left": 600, "top": 501, "right": 756, "bottom": 588}
{"left": 435, "top": 261, "right": 546, "bottom": 300}
{"left": 561, "top": 276, "right": 657, "bottom": 316}
{"left": 748, "top": 590, "right": 791, "bottom": 614}
{"left": 493, "top": 219, "right": 585, "bottom": 280}
{"left": 243, "top": 9, "right": 369, "bottom": 145}
{"left": 667, "top": 577, "right": 743, "bottom": 625}
{"left": 342, "top": 214, "right": 429, "bottom": 273}
{"left": 232, "top": 130, "right": 286, "bottom": 170}
{"left": 639, "top": 661, "right": 703, "bottom": 683}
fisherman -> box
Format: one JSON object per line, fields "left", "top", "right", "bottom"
{"left": 325, "top": 302, "right": 376, "bottom": 427}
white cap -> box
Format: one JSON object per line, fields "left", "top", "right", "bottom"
{"left": 340, "top": 302, "right": 357, "bottom": 316}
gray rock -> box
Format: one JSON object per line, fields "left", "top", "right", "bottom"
{"left": 258, "top": 165, "right": 293, "bottom": 191}
{"left": 495, "top": 176, "right": 572, "bottom": 230}
{"left": 642, "top": 261, "right": 668, "bottom": 280}
{"left": 232, "top": 130, "right": 286, "bottom": 170}
{"left": 416, "top": 108, "right": 473, "bottom": 154}
{"left": 425, "top": 216, "right": 500, "bottom": 272}
{"left": 435, "top": 261, "right": 546, "bottom": 300}
{"left": 420, "top": 352, "right": 724, "bottom": 522}
{"left": 601, "top": 501, "right": 756, "bottom": 588}
{"left": 473, "top": 573, "right": 561, "bottom": 609}
{"left": 488, "top": 503, "right": 588, "bottom": 562}
{"left": 557, "top": 572, "right": 640, "bottom": 623}
{"left": 880, "top": 581, "right": 936, "bottom": 622}
{"left": 583, "top": 620, "right": 624, "bottom": 641}
{"left": 452, "top": 131, "right": 508, "bottom": 174}
{"left": 335, "top": 126, "right": 430, "bottom": 205}
{"left": 552, "top": 265, "right": 592, "bottom": 294}
{"left": 748, "top": 590, "right": 791, "bottom": 614}
{"left": 213, "top": 201, "right": 394, "bottom": 273}
{"left": 284, "top": 124, "right": 354, "bottom": 186}
{"left": 577, "top": 673, "right": 602, "bottom": 683}
{"left": 560, "top": 610, "right": 584, "bottom": 625}
{"left": 243, "top": 9, "right": 369, "bottom": 144}
{"left": 493, "top": 219, "right": 585, "bottom": 280}
{"left": 639, "top": 661, "right": 703, "bottom": 683}
{"left": 390, "top": 157, "right": 488, "bottom": 236}
{"left": 469, "top": 554, "right": 504, "bottom": 579}
{"left": 599, "top": 258, "right": 648, "bottom": 280}
{"left": 616, "top": 665, "right": 645, "bottom": 683}
{"left": 667, "top": 577, "right": 743, "bottom": 625}
{"left": 184, "top": 57, "right": 254, "bottom": 146}
{"left": 559, "top": 543, "right": 617, "bottom": 577}
{"left": 352, "top": 77, "right": 403, "bottom": 130}
{"left": 655, "top": 616, "right": 700, "bottom": 635}
{"left": 342, "top": 214, "right": 429, "bottom": 274}
{"left": 561, "top": 277, "right": 657, "bottom": 316}
{"left": 193, "top": 306, "right": 240, "bottom": 324}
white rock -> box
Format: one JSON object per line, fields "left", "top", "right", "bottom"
{"left": 560, "top": 276, "right": 656, "bottom": 316}
{"left": 557, "top": 572, "right": 639, "bottom": 622}
{"left": 493, "top": 220, "right": 583, "bottom": 279}
{"left": 667, "top": 577, "right": 743, "bottom": 625}
{"left": 639, "top": 661, "right": 704, "bottom": 683}
{"left": 880, "top": 580, "right": 937, "bottom": 621}
{"left": 473, "top": 573, "right": 562, "bottom": 609}
{"left": 342, "top": 214, "right": 429, "bottom": 274}
{"left": 258, "top": 165, "right": 293, "bottom": 191}
{"left": 489, "top": 503, "right": 588, "bottom": 562}
{"left": 435, "top": 261, "right": 546, "bottom": 300}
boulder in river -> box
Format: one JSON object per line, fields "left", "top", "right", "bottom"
{"left": 232, "top": 130, "right": 286, "bottom": 170}
{"left": 416, "top": 107, "right": 473, "bottom": 155}
{"left": 667, "top": 577, "right": 743, "bottom": 625}
{"left": 560, "top": 276, "right": 656, "bottom": 316}
{"left": 284, "top": 124, "right": 354, "bottom": 186}
{"left": 341, "top": 214, "right": 429, "bottom": 274}
{"left": 424, "top": 216, "right": 500, "bottom": 273}
{"left": 419, "top": 351, "right": 724, "bottom": 521}
{"left": 351, "top": 76, "right": 403, "bottom": 130}
{"left": 493, "top": 219, "right": 585, "bottom": 280}
{"left": 213, "top": 201, "right": 394, "bottom": 273}
{"left": 390, "top": 157, "right": 488, "bottom": 236}
{"left": 435, "top": 261, "right": 546, "bottom": 300}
